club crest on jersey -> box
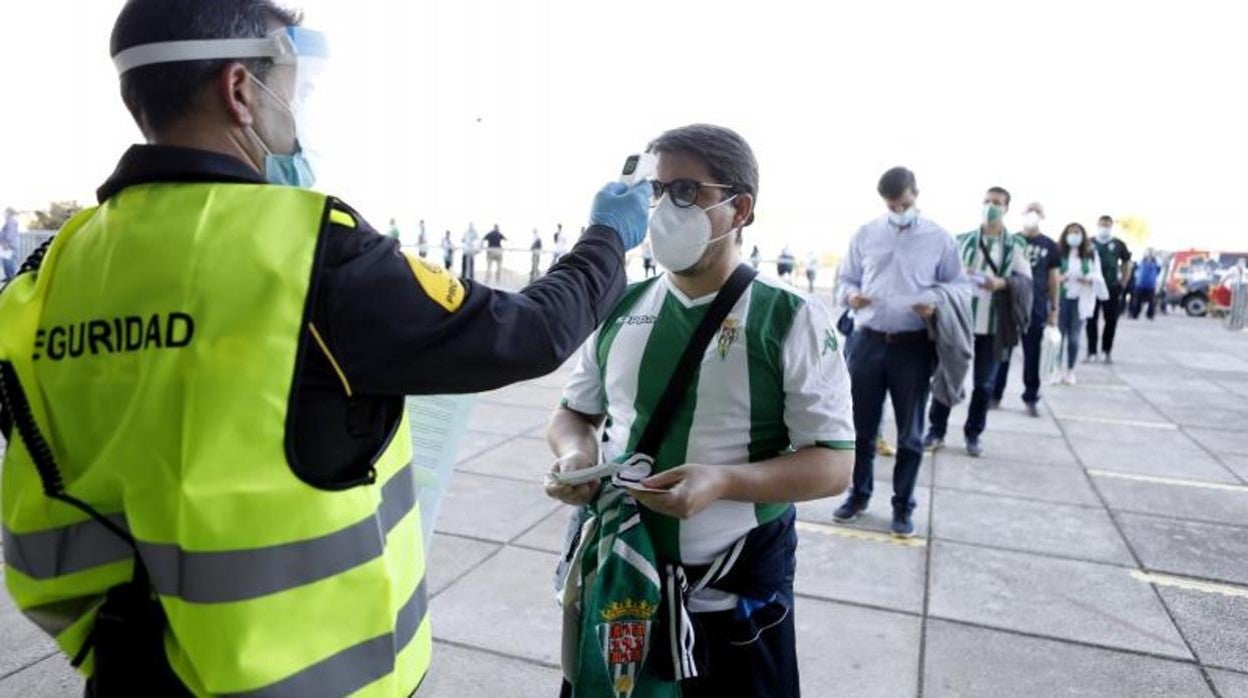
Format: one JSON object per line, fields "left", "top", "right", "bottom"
{"left": 598, "top": 599, "right": 657, "bottom": 698}
{"left": 716, "top": 317, "right": 741, "bottom": 359}
{"left": 823, "top": 328, "right": 838, "bottom": 357}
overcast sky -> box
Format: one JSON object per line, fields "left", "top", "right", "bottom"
{"left": 1, "top": 0, "right": 1244, "bottom": 258}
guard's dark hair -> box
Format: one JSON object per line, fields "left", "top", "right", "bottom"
{"left": 877, "top": 167, "right": 917, "bottom": 200}
{"left": 111, "top": 0, "right": 303, "bottom": 135}
{"left": 987, "top": 186, "right": 1011, "bottom": 207}
{"left": 649, "top": 124, "right": 759, "bottom": 226}
{"left": 1098, "top": 215, "right": 1114, "bottom": 225}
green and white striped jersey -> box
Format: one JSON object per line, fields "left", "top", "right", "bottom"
{"left": 957, "top": 229, "right": 1032, "bottom": 335}
{"left": 563, "top": 273, "right": 855, "bottom": 565}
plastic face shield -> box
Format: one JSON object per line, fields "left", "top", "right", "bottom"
{"left": 112, "top": 27, "right": 331, "bottom": 157}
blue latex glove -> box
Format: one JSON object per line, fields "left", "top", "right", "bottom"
{"left": 589, "top": 181, "right": 651, "bottom": 251}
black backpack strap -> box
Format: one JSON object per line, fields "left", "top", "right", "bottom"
{"left": 634, "top": 265, "right": 757, "bottom": 457}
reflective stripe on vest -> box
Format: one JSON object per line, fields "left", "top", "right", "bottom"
{"left": 3, "top": 462, "right": 418, "bottom": 602}
{"left": 0, "top": 183, "right": 431, "bottom": 696}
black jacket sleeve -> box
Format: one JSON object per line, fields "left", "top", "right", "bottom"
{"left": 312, "top": 201, "right": 627, "bottom": 396}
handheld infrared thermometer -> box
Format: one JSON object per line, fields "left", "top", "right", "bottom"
{"left": 620, "top": 153, "right": 658, "bottom": 187}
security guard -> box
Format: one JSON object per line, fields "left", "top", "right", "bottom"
{"left": 0, "top": 1, "right": 648, "bottom": 696}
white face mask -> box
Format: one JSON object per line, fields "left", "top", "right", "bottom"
{"left": 1066, "top": 234, "right": 1083, "bottom": 247}
{"left": 1023, "top": 212, "right": 1042, "bottom": 230}
{"left": 888, "top": 207, "right": 917, "bottom": 228}
{"left": 648, "top": 194, "right": 738, "bottom": 273}
{"left": 1096, "top": 226, "right": 1112, "bottom": 241}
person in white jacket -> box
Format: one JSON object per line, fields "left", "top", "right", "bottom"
{"left": 1054, "top": 223, "right": 1108, "bottom": 385}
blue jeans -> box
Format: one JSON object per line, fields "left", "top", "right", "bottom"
{"left": 845, "top": 330, "right": 935, "bottom": 514}
{"left": 928, "top": 334, "right": 998, "bottom": 441}
{"left": 1, "top": 255, "right": 16, "bottom": 280}
{"left": 992, "top": 317, "right": 1045, "bottom": 405}
{"left": 1058, "top": 297, "right": 1082, "bottom": 369}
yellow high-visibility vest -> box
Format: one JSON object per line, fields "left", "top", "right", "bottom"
{"left": 0, "top": 182, "right": 430, "bottom": 696}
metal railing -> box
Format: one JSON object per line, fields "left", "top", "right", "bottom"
{"left": 17, "top": 231, "right": 55, "bottom": 263}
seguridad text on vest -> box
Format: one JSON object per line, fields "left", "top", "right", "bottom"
{"left": 33, "top": 312, "right": 195, "bottom": 361}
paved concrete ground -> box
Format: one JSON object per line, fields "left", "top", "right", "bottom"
{"left": 2, "top": 312, "right": 1246, "bottom": 697}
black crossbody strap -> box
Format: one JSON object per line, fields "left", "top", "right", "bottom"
{"left": 634, "top": 264, "right": 757, "bottom": 457}
{"left": 979, "top": 235, "right": 1003, "bottom": 277}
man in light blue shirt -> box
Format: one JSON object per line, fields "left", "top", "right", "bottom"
{"left": 834, "top": 167, "right": 965, "bottom": 537}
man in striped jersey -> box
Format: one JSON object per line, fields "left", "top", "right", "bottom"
{"left": 546, "top": 124, "right": 855, "bottom": 696}
{"left": 924, "top": 187, "right": 1031, "bottom": 456}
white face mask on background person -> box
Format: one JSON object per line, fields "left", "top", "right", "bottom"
{"left": 1023, "top": 211, "right": 1042, "bottom": 230}
{"left": 1066, "top": 233, "right": 1083, "bottom": 247}
{"left": 648, "top": 194, "right": 738, "bottom": 273}
{"left": 888, "top": 207, "right": 917, "bottom": 227}
{"left": 1096, "top": 225, "right": 1112, "bottom": 242}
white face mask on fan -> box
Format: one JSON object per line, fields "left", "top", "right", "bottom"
{"left": 648, "top": 193, "right": 738, "bottom": 273}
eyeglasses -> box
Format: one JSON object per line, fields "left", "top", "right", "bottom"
{"left": 651, "top": 179, "right": 736, "bottom": 209}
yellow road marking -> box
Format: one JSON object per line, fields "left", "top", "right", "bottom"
{"left": 1088, "top": 469, "right": 1248, "bottom": 493}
{"left": 1130, "top": 570, "right": 1248, "bottom": 599}
{"left": 796, "top": 521, "right": 927, "bottom": 548}
{"left": 1055, "top": 415, "right": 1179, "bottom": 430}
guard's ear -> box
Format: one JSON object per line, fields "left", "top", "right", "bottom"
{"left": 218, "top": 61, "right": 258, "bottom": 128}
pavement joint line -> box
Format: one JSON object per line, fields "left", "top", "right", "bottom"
{"left": 792, "top": 591, "right": 923, "bottom": 620}
{"left": 1052, "top": 414, "right": 1180, "bottom": 430}
{"left": 420, "top": 586, "right": 1248, "bottom": 689}
{"left": 931, "top": 452, "right": 1084, "bottom": 470}
{"left": 507, "top": 508, "right": 567, "bottom": 550}
{"left": 1131, "top": 570, "right": 1248, "bottom": 600}
{"left": 924, "top": 614, "right": 1205, "bottom": 669}
{"left": 0, "top": 650, "right": 61, "bottom": 682}
{"left": 929, "top": 483, "right": 1107, "bottom": 512}
{"left": 1088, "top": 469, "right": 1248, "bottom": 492}
{"left": 431, "top": 638, "right": 562, "bottom": 671}
{"left": 798, "top": 517, "right": 1227, "bottom": 582}
{"left": 1046, "top": 383, "right": 1218, "bottom": 693}
{"left": 795, "top": 520, "right": 926, "bottom": 548}
{"left": 1108, "top": 361, "right": 1240, "bottom": 696}
{"left": 791, "top": 590, "right": 1246, "bottom": 676}
{"left": 427, "top": 533, "right": 507, "bottom": 601}
{"left": 452, "top": 466, "right": 545, "bottom": 486}
{"left": 916, "top": 448, "right": 941, "bottom": 697}
{"left": 1106, "top": 505, "right": 1248, "bottom": 532}
{"left": 1118, "top": 373, "right": 1248, "bottom": 487}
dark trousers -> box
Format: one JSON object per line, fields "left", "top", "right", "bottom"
{"left": 1058, "top": 297, "right": 1082, "bottom": 369}
{"left": 1129, "top": 286, "right": 1157, "bottom": 319}
{"left": 992, "top": 319, "right": 1045, "bottom": 405}
{"left": 845, "top": 331, "right": 935, "bottom": 513}
{"left": 1086, "top": 286, "right": 1122, "bottom": 355}
{"left": 461, "top": 253, "right": 476, "bottom": 280}
{"left": 929, "top": 334, "right": 998, "bottom": 441}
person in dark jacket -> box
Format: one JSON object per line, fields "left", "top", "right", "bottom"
{"left": 990, "top": 202, "right": 1060, "bottom": 416}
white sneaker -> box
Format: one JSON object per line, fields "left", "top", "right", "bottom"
{"left": 1066, "top": 372, "right": 1078, "bottom": 386}
{"left": 1050, "top": 371, "right": 1064, "bottom": 386}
